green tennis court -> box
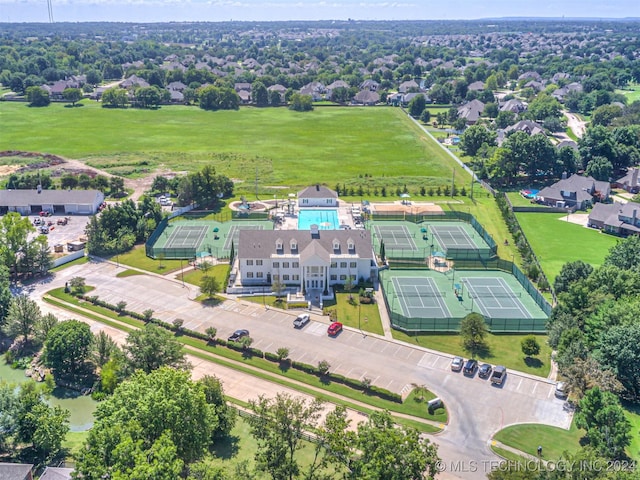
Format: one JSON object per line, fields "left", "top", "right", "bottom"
{"left": 381, "top": 269, "right": 548, "bottom": 333}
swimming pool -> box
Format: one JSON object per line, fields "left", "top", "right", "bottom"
{"left": 298, "top": 209, "right": 339, "bottom": 230}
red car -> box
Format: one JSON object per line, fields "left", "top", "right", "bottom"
{"left": 327, "top": 322, "right": 343, "bottom": 336}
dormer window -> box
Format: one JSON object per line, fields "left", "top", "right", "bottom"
{"left": 347, "top": 238, "right": 355, "bottom": 251}
{"left": 333, "top": 239, "right": 340, "bottom": 251}
{"left": 276, "top": 238, "right": 283, "bottom": 251}
{"left": 290, "top": 239, "right": 298, "bottom": 251}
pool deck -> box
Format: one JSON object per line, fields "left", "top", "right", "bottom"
{"left": 273, "top": 203, "right": 363, "bottom": 231}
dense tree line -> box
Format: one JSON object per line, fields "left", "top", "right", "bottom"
{"left": 0, "top": 213, "right": 52, "bottom": 280}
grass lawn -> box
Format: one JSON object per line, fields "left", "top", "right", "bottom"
{"left": 515, "top": 212, "right": 618, "bottom": 282}
{"left": 493, "top": 420, "right": 583, "bottom": 460}
{"left": 179, "top": 264, "right": 229, "bottom": 287}
{"left": 115, "top": 269, "right": 145, "bottom": 278}
{"left": 491, "top": 446, "right": 531, "bottom": 466}
{"left": 62, "top": 430, "right": 90, "bottom": 460}
{"left": 506, "top": 191, "right": 536, "bottom": 207}
{"left": 110, "top": 244, "right": 184, "bottom": 274}
{"left": 50, "top": 255, "right": 89, "bottom": 272}
{"left": 323, "top": 292, "right": 384, "bottom": 336}
{"left": 392, "top": 330, "right": 552, "bottom": 377}
{"left": 0, "top": 102, "right": 468, "bottom": 194}
{"left": 623, "top": 403, "right": 640, "bottom": 460}
{"left": 616, "top": 83, "right": 640, "bottom": 104}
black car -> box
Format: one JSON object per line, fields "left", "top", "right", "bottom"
{"left": 463, "top": 359, "right": 478, "bottom": 376}
{"left": 228, "top": 329, "right": 250, "bottom": 342}
{"left": 478, "top": 363, "right": 492, "bottom": 379}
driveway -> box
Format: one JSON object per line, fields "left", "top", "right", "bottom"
{"left": 25, "top": 260, "right": 573, "bottom": 479}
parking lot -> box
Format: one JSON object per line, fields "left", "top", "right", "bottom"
{"left": 27, "top": 213, "right": 91, "bottom": 253}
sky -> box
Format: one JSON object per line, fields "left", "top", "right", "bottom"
{"left": 1, "top": 0, "right": 639, "bottom": 23}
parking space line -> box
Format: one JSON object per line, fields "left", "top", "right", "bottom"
{"left": 531, "top": 382, "right": 537, "bottom": 394}
{"left": 517, "top": 378, "right": 523, "bottom": 390}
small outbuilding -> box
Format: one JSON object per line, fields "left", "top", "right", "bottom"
{"left": 297, "top": 185, "right": 338, "bottom": 207}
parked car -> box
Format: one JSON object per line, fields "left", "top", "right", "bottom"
{"left": 227, "top": 329, "right": 249, "bottom": 342}
{"left": 293, "top": 313, "right": 310, "bottom": 328}
{"left": 451, "top": 356, "right": 464, "bottom": 372}
{"left": 39, "top": 210, "right": 51, "bottom": 217}
{"left": 327, "top": 322, "right": 343, "bottom": 336}
{"left": 478, "top": 363, "right": 493, "bottom": 379}
{"left": 491, "top": 365, "right": 507, "bottom": 385}
{"left": 555, "top": 381, "right": 568, "bottom": 398}
{"left": 463, "top": 359, "right": 478, "bottom": 376}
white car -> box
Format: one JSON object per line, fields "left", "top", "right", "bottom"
{"left": 293, "top": 314, "right": 310, "bottom": 328}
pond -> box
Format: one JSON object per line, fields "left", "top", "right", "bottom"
{"left": 0, "top": 357, "right": 97, "bottom": 432}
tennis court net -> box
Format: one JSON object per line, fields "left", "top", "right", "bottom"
{"left": 468, "top": 291, "right": 521, "bottom": 299}
{"left": 396, "top": 291, "right": 447, "bottom": 298}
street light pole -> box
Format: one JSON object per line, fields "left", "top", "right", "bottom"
{"left": 180, "top": 259, "right": 185, "bottom": 287}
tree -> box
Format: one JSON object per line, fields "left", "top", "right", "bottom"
{"left": 317, "top": 360, "right": 331, "bottom": 376}
{"left": 459, "top": 124, "right": 497, "bottom": 157}
{"left": 205, "top": 326, "right": 217, "bottom": 342}
{"left": 585, "top": 156, "right": 613, "bottom": 181}
{"left": 3, "top": 295, "right": 40, "bottom": 345}
{"left": 352, "top": 410, "right": 439, "bottom": 479}
{"left": 408, "top": 94, "right": 426, "bottom": 118}
{"left": 93, "top": 330, "right": 118, "bottom": 368}
{"left": 554, "top": 260, "right": 594, "bottom": 294}
{"left": 25, "top": 86, "right": 50, "bottom": 107}
{"left": 420, "top": 108, "right": 431, "bottom": 124}
{"left": 247, "top": 393, "right": 324, "bottom": 480}
{"left": 252, "top": 81, "right": 269, "bottom": 107}
{"left": 101, "top": 87, "right": 128, "bottom": 108}
{"left": 595, "top": 323, "right": 640, "bottom": 400}
{"left": 200, "top": 275, "right": 220, "bottom": 298}
{"left": 34, "top": 312, "right": 58, "bottom": 344}
{"left": 0, "top": 265, "right": 12, "bottom": 328}
{"left": 521, "top": 335, "right": 540, "bottom": 358}
{"left": 276, "top": 347, "right": 290, "bottom": 363}
{"left": 28, "top": 403, "right": 70, "bottom": 461}
{"left": 483, "top": 102, "right": 499, "bottom": 118}
{"left": 495, "top": 110, "right": 516, "bottom": 129}
{"left": 576, "top": 387, "right": 631, "bottom": 460}
{"left": 269, "top": 89, "right": 282, "bottom": 106}
{"left": 0, "top": 212, "right": 36, "bottom": 278}
{"left": 75, "top": 367, "right": 227, "bottom": 477}
{"left": 43, "top": 320, "right": 94, "bottom": 379}
{"left": 123, "top": 324, "right": 188, "bottom": 374}
{"left": 199, "top": 85, "right": 239, "bottom": 111}
{"left": 459, "top": 312, "right": 488, "bottom": 356}
{"left": 134, "top": 86, "right": 163, "bottom": 109}
{"left": 68, "top": 276, "right": 86, "bottom": 294}
{"left": 289, "top": 93, "right": 313, "bottom": 112}
{"left": 198, "top": 375, "right": 236, "bottom": 438}
{"left": 62, "top": 87, "right": 82, "bottom": 106}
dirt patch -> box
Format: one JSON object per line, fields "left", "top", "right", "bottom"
{"left": 559, "top": 213, "right": 589, "bottom": 227}
{"left": 0, "top": 165, "right": 21, "bottom": 176}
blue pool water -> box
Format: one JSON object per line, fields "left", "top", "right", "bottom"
{"left": 298, "top": 209, "right": 339, "bottom": 230}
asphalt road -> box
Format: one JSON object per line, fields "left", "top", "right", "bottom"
{"left": 25, "top": 260, "right": 573, "bottom": 480}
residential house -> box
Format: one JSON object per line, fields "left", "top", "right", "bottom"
{"left": 352, "top": 90, "right": 380, "bottom": 106}
{"left": 504, "top": 120, "right": 545, "bottom": 137}
{"left": 237, "top": 90, "right": 251, "bottom": 104}
{"left": 457, "top": 99, "right": 485, "bottom": 125}
{"left": 120, "top": 75, "right": 149, "bottom": 89}
{"left": 0, "top": 463, "right": 33, "bottom": 480}
{"left": 614, "top": 168, "right": 640, "bottom": 193}
{"left": 500, "top": 98, "right": 527, "bottom": 113}
{"left": 552, "top": 82, "right": 583, "bottom": 102}
{"left": 236, "top": 228, "right": 377, "bottom": 294}
{"left": 537, "top": 173, "right": 610, "bottom": 210}
{"left": 298, "top": 185, "right": 338, "bottom": 207}
{"left": 39, "top": 467, "right": 74, "bottom": 480}
{"left": 556, "top": 140, "right": 578, "bottom": 150}
{"left": 234, "top": 82, "right": 252, "bottom": 93}
{"left": 398, "top": 80, "right": 419, "bottom": 93}
{"left": 525, "top": 80, "right": 544, "bottom": 92}
{"left": 402, "top": 92, "right": 429, "bottom": 106}
{"left": 588, "top": 202, "right": 640, "bottom": 235}
{"left": 299, "top": 82, "right": 325, "bottom": 101}
{"left": 166, "top": 81, "right": 187, "bottom": 92}
{"left": 518, "top": 71, "right": 542, "bottom": 82}
{"left": 326, "top": 80, "right": 349, "bottom": 91}
{"left": 467, "top": 80, "right": 485, "bottom": 91}
{"left": 360, "top": 79, "right": 379, "bottom": 91}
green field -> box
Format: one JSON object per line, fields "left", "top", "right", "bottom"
{"left": 0, "top": 102, "right": 467, "bottom": 192}
{"left": 493, "top": 421, "right": 583, "bottom": 460}
{"left": 616, "top": 83, "right": 640, "bottom": 104}
{"left": 515, "top": 212, "right": 618, "bottom": 282}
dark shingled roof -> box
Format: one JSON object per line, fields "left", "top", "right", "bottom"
{"left": 298, "top": 185, "right": 337, "bottom": 199}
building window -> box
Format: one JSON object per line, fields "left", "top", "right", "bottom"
{"left": 290, "top": 241, "right": 297, "bottom": 250}
{"left": 256, "top": 260, "right": 263, "bottom": 266}
{"left": 257, "top": 272, "right": 263, "bottom": 278}
{"left": 340, "top": 262, "right": 347, "bottom": 268}
{"left": 283, "top": 262, "right": 290, "bottom": 268}
{"left": 339, "top": 274, "right": 346, "bottom": 280}
{"left": 273, "top": 262, "right": 279, "bottom": 268}
{"left": 246, "top": 260, "right": 253, "bottom": 266}
{"left": 292, "top": 262, "right": 299, "bottom": 268}
{"left": 330, "top": 262, "right": 337, "bottom": 268}
{"left": 246, "top": 272, "right": 254, "bottom": 278}
{"left": 303, "top": 199, "right": 308, "bottom": 204}
{"left": 292, "top": 275, "right": 299, "bottom": 281}
{"left": 283, "top": 274, "right": 290, "bottom": 281}
{"left": 350, "top": 262, "right": 357, "bottom": 268}
{"left": 273, "top": 274, "right": 279, "bottom": 281}
{"left": 348, "top": 242, "right": 354, "bottom": 250}
{"left": 330, "top": 274, "right": 337, "bottom": 281}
